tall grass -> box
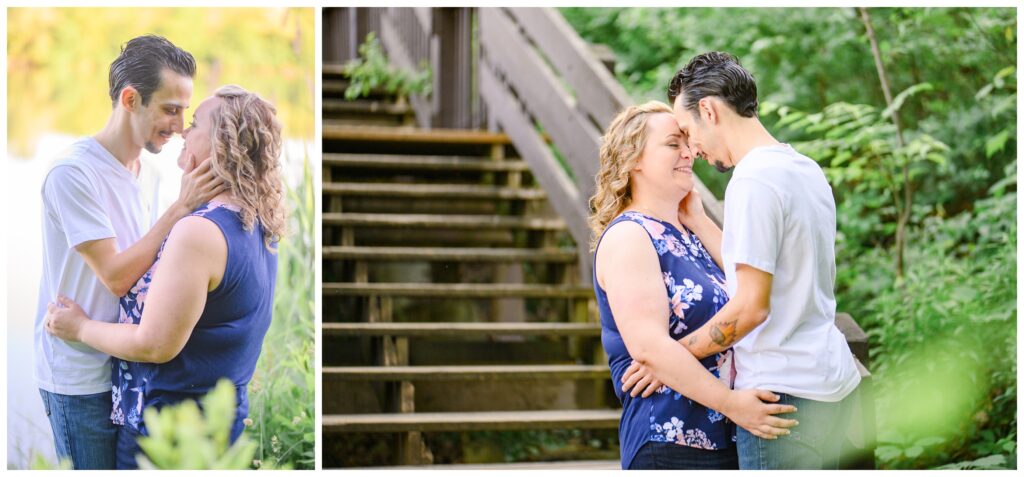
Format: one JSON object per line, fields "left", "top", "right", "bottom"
{"left": 246, "top": 152, "right": 316, "bottom": 469}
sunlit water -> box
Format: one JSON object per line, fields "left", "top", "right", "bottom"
{"left": 6, "top": 134, "right": 312, "bottom": 469}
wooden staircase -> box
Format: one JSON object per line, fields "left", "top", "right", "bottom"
{"left": 322, "top": 65, "right": 618, "bottom": 467}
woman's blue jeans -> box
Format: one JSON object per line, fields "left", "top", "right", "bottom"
{"left": 628, "top": 441, "right": 739, "bottom": 470}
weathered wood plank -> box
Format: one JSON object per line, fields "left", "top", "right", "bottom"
{"left": 323, "top": 124, "right": 511, "bottom": 144}
{"left": 323, "top": 63, "right": 347, "bottom": 75}
{"left": 479, "top": 8, "right": 601, "bottom": 195}
{"left": 323, "top": 183, "right": 546, "bottom": 200}
{"left": 369, "top": 460, "right": 620, "bottom": 470}
{"left": 323, "top": 153, "right": 531, "bottom": 172}
{"left": 323, "top": 409, "right": 620, "bottom": 433}
{"left": 506, "top": 8, "right": 633, "bottom": 128}
{"left": 324, "top": 364, "right": 610, "bottom": 381}
{"left": 479, "top": 62, "right": 588, "bottom": 251}
{"left": 322, "top": 322, "right": 601, "bottom": 337}
{"left": 323, "top": 212, "right": 565, "bottom": 230}
{"left": 836, "top": 312, "right": 869, "bottom": 367}
{"left": 323, "top": 246, "right": 576, "bottom": 262}
{"left": 322, "top": 99, "right": 411, "bottom": 115}
{"left": 323, "top": 282, "right": 593, "bottom": 298}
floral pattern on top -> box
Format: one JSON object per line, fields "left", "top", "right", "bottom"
{"left": 599, "top": 211, "right": 737, "bottom": 457}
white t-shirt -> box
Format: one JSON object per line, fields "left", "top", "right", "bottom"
{"left": 722, "top": 144, "right": 860, "bottom": 402}
{"left": 35, "top": 137, "right": 152, "bottom": 395}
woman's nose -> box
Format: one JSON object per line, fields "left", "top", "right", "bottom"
{"left": 679, "top": 143, "right": 693, "bottom": 160}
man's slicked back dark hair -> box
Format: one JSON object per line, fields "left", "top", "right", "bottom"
{"left": 667, "top": 51, "right": 759, "bottom": 118}
{"left": 108, "top": 35, "right": 196, "bottom": 107}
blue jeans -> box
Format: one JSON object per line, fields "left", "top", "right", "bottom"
{"left": 628, "top": 441, "right": 739, "bottom": 470}
{"left": 736, "top": 392, "right": 855, "bottom": 469}
{"left": 116, "top": 425, "right": 144, "bottom": 470}
{"left": 38, "top": 389, "right": 117, "bottom": 470}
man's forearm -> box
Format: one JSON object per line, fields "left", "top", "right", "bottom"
{"left": 634, "top": 333, "right": 734, "bottom": 412}
{"left": 679, "top": 300, "right": 767, "bottom": 359}
{"left": 91, "top": 202, "right": 190, "bottom": 295}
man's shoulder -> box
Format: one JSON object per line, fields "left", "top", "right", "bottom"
{"left": 735, "top": 146, "right": 822, "bottom": 187}
{"left": 46, "top": 138, "right": 101, "bottom": 175}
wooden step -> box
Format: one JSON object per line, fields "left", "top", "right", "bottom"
{"left": 323, "top": 183, "right": 546, "bottom": 200}
{"left": 323, "top": 99, "right": 411, "bottom": 116}
{"left": 323, "top": 124, "right": 512, "bottom": 145}
{"left": 323, "top": 282, "right": 592, "bottom": 298}
{"left": 323, "top": 79, "right": 351, "bottom": 94}
{"left": 323, "top": 153, "right": 531, "bottom": 172}
{"left": 323, "top": 409, "right": 620, "bottom": 433}
{"left": 323, "top": 364, "right": 609, "bottom": 381}
{"left": 323, "top": 322, "right": 601, "bottom": 338}
{"left": 323, "top": 63, "right": 347, "bottom": 76}
{"left": 369, "top": 460, "right": 620, "bottom": 470}
{"left": 323, "top": 246, "right": 576, "bottom": 263}
{"left": 323, "top": 212, "right": 565, "bottom": 230}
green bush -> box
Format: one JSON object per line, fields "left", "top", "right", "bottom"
{"left": 342, "top": 32, "right": 432, "bottom": 101}
{"left": 136, "top": 379, "right": 262, "bottom": 469}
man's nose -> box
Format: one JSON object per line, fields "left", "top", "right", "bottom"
{"left": 172, "top": 114, "right": 185, "bottom": 134}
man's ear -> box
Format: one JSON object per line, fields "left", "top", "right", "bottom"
{"left": 699, "top": 97, "right": 718, "bottom": 125}
{"left": 119, "top": 86, "right": 139, "bottom": 112}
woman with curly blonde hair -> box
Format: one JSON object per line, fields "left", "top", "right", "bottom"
{"left": 591, "top": 101, "right": 796, "bottom": 469}
{"left": 45, "top": 85, "right": 286, "bottom": 469}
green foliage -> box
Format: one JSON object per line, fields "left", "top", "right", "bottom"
{"left": 135, "top": 379, "right": 265, "bottom": 470}
{"left": 761, "top": 90, "right": 951, "bottom": 250}
{"left": 342, "top": 32, "right": 432, "bottom": 101}
{"left": 839, "top": 180, "right": 1016, "bottom": 469}
{"left": 27, "top": 454, "right": 71, "bottom": 470}
{"left": 246, "top": 151, "right": 315, "bottom": 469}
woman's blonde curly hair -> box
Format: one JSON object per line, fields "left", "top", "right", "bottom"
{"left": 588, "top": 101, "right": 673, "bottom": 251}
{"left": 208, "top": 85, "right": 287, "bottom": 250}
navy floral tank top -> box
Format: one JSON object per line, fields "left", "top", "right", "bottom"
{"left": 594, "top": 211, "right": 736, "bottom": 469}
{"left": 112, "top": 201, "right": 277, "bottom": 443}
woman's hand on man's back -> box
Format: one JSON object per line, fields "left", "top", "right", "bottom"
{"left": 722, "top": 389, "right": 799, "bottom": 440}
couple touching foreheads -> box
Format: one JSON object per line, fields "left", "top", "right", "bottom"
{"left": 34, "top": 35, "right": 285, "bottom": 469}
{"left": 592, "top": 51, "right": 862, "bottom": 470}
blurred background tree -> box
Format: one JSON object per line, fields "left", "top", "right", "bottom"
{"left": 7, "top": 7, "right": 314, "bottom": 157}
{"left": 563, "top": 6, "right": 1016, "bottom": 470}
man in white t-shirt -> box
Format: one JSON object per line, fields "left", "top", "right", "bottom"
{"left": 35, "top": 35, "right": 223, "bottom": 469}
{"left": 663, "top": 52, "right": 862, "bottom": 469}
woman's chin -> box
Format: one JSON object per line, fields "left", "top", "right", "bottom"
{"left": 176, "top": 149, "right": 189, "bottom": 170}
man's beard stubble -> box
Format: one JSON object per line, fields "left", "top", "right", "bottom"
{"left": 695, "top": 153, "right": 732, "bottom": 173}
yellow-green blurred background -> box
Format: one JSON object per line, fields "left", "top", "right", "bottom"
{"left": 8, "top": 7, "right": 314, "bottom": 157}
{"left": 6, "top": 7, "right": 315, "bottom": 469}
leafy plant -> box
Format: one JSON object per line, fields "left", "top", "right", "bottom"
{"left": 135, "top": 379, "right": 265, "bottom": 470}
{"left": 342, "top": 32, "right": 432, "bottom": 101}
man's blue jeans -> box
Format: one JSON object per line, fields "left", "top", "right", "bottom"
{"left": 38, "top": 389, "right": 117, "bottom": 470}
{"left": 737, "top": 392, "right": 855, "bottom": 470}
